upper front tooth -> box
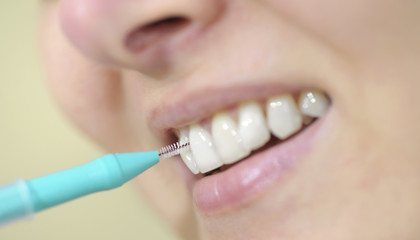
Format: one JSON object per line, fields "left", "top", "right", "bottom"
{"left": 189, "top": 124, "right": 223, "bottom": 173}
{"left": 238, "top": 102, "right": 270, "bottom": 150}
{"left": 212, "top": 112, "right": 251, "bottom": 164}
{"left": 267, "top": 95, "right": 303, "bottom": 139}
{"left": 179, "top": 128, "right": 199, "bottom": 174}
{"left": 298, "top": 90, "right": 329, "bottom": 117}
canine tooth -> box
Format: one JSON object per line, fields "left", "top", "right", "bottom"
{"left": 212, "top": 112, "right": 250, "bottom": 164}
{"left": 189, "top": 124, "right": 223, "bottom": 173}
{"left": 179, "top": 128, "right": 199, "bottom": 174}
{"left": 238, "top": 102, "right": 270, "bottom": 150}
{"left": 267, "top": 95, "right": 303, "bottom": 139}
{"left": 299, "top": 90, "right": 329, "bottom": 117}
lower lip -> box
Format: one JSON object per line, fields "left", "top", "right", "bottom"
{"left": 192, "top": 114, "right": 328, "bottom": 213}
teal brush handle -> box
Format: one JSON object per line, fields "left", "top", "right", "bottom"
{"left": 0, "top": 151, "right": 159, "bottom": 226}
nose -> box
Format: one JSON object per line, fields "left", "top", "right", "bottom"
{"left": 59, "top": 0, "right": 224, "bottom": 76}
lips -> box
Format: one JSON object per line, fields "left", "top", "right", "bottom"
{"left": 150, "top": 85, "right": 330, "bottom": 213}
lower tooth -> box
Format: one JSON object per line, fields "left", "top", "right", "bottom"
{"left": 212, "top": 112, "right": 250, "bottom": 164}
{"left": 189, "top": 124, "right": 223, "bottom": 173}
{"left": 267, "top": 95, "right": 303, "bottom": 139}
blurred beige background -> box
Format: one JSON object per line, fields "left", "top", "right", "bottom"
{"left": 0, "top": 1, "right": 175, "bottom": 239}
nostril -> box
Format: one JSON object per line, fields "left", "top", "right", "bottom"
{"left": 142, "top": 17, "right": 188, "bottom": 33}
{"left": 125, "top": 16, "right": 190, "bottom": 52}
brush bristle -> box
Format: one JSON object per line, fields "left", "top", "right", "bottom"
{"left": 158, "top": 141, "right": 190, "bottom": 159}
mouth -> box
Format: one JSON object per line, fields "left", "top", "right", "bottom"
{"left": 155, "top": 87, "right": 331, "bottom": 213}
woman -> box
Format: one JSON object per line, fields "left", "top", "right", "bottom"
{"left": 40, "top": 0, "right": 420, "bottom": 239}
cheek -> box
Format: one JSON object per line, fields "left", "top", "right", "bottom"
{"left": 267, "top": 0, "right": 369, "bottom": 36}
{"left": 268, "top": 0, "right": 420, "bottom": 131}
{"left": 41, "top": 4, "right": 129, "bottom": 151}
{"left": 267, "top": 0, "right": 419, "bottom": 57}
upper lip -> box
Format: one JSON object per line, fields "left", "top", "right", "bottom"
{"left": 146, "top": 79, "right": 305, "bottom": 141}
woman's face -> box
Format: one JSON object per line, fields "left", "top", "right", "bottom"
{"left": 41, "top": 0, "right": 420, "bottom": 239}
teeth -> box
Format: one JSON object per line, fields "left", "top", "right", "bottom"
{"left": 238, "top": 102, "right": 270, "bottom": 150}
{"left": 178, "top": 90, "right": 329, "bottom": 175}
{"left": 299, "top": 90, "right": 329, "bottom": 117}
{"left": 212, "top": 112, "right": 251, "bottom": 164}
{"left": 267, "top": 95, "right": 303, "bottom": 139}
{"left": 179, "top": 129, "right": 199, "bottom": 174}
{"left": 189, "top": 124, "right": 223, "bottom": 173}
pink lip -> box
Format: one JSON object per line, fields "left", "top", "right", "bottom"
{"left": 192, "top": 113, "right": 328, "bottom": 213}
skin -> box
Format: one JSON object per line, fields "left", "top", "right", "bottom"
{"left": 40, "top": 0, "right": 420, "bottom": 239}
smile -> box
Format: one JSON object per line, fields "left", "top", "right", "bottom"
{"left": 162, "top": 88, "right": 331, "bottom": 213}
